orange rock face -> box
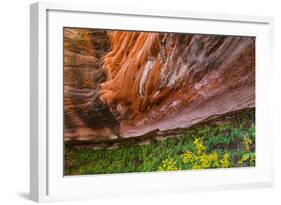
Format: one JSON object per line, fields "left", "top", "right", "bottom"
{"left": 64, "top": 28, "right": 255, "bottom": 143}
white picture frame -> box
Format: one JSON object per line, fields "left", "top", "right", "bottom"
{"left": 30, "top": 1, "right": 274, "bottom": 202}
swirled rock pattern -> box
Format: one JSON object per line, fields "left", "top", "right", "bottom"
{"left": 64, "top": 28, "right": 255, "bottom": 143}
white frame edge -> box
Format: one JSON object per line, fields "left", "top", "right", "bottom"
{"left": 30, "top": 2, "right": 48, "bottom": 202}
{"left": 30, "top": 1, "right": 274, "bottom": 202}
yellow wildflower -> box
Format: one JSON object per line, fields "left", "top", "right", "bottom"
{"left": 220, "top": 153, "right": 230, "bottom": 168}
{"left": 194, "top": 138, "right": 206, "bottom": 155}
{"left": 182, "top": 151, "right": 193, "bottom": 163}
{"left": 243, "top": 136, "right": 253, "bottom": 152}
{"left": 158, "top": 158, "right": 180, "bottom": 171}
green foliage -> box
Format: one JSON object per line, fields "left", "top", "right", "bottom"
{"left": 157, "top": 135, "right": 255, "bottom": 172}
{"left": 158, "top": 158, "right": 181, "bottom": 171}
{"left": 238, "top": 152, "right": 255, "bottom": 166}
{"left": 180, "top": 138, "right": 221, "bottom": 170}
{"left": 64, "top": 110, "right": 255, "bottom": 175}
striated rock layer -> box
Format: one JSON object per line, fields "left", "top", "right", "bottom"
{"left": 64, "top": 28, "right": 255, "bottom": 143}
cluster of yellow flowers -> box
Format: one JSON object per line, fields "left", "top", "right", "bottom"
{"left": 193, "top": 138, "right": 206, "bottom": 155}
{"left": 238, "top": 153, "right": 255, "bottom": 166}
{"left": 220, "top": 153, "right": 230, "bottom": 168}
{"left": 158, "top": 137, "right": 255, "bottom": 172}
{"left": 243, "top": 136, "right": 253, "bottom": 152}
{"left": 182, "top": 138, "right": 223, "bottom": 169}
{"left": 158, "top": 158, "right": 181, "bottom": 171}
{"left": 238, "top": 136, "right": 255, "bottom": 166}
{"left": 182, "top": 151, "right": 193, "bottom": 163}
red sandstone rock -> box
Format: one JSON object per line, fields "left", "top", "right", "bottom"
{"left": 64, "top": 29, "right": 255, "bottom": 143}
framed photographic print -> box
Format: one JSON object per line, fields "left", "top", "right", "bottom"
{"left": 30, "top": 2, "right": 274, "bottom": 202}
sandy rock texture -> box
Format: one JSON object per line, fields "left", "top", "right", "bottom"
{"left": 64, "top": 28, "right": 255, "bottom": 143}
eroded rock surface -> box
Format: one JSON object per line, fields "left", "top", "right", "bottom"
{"left": 64, "top": 29, "right": 255, "bottom": 143}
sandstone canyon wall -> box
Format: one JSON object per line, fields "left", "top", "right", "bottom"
{"left": 64, "top": 28, "right": 255, "bottom": 143}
